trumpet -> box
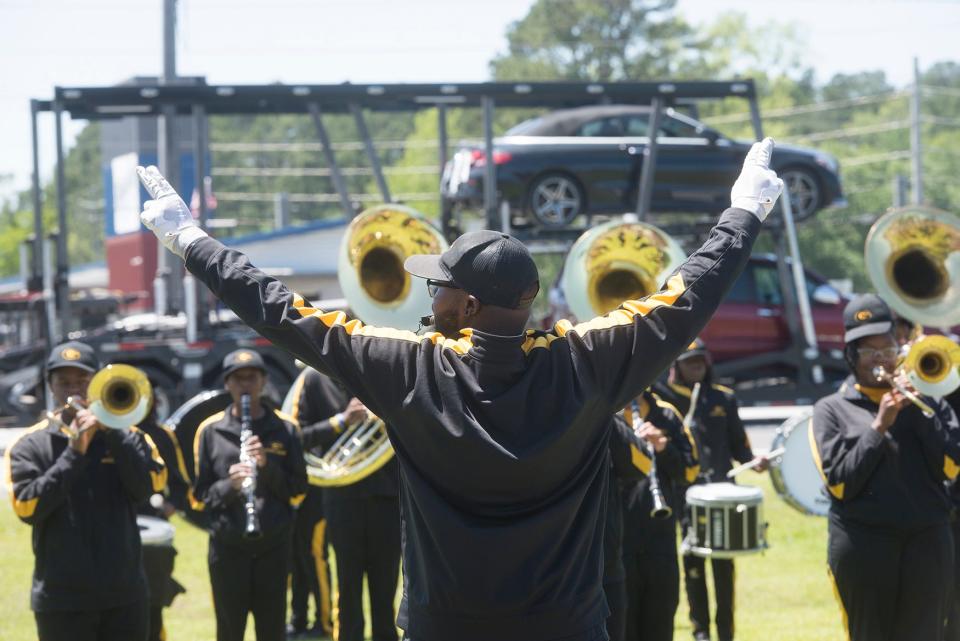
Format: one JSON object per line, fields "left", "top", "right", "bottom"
{"left": 872, "top": 334, "right": 960, "bottom": 419}
{"left": 46, "top": 364, "right": 153, "bottom": 436}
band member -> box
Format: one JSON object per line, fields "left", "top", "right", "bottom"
{"left": 656, "top": 339, "right": 767, "bottom": 641}
{"left": 191, "top": 349, "right": 308, "bottom": 641}
{"left": 811, "top": 294, "right": 960, "bottom": 641}
{"left": 4, "top": 341, "right": 166, "bottom": 641}
{"left": 619, "top": 391, "right": 698, "bottom": 641}
{"left": 284, "top": 368, "right": 334, "bottom": 640}
{"left": 289, "top": 366, "right": 401, "bottom": 641}
{"left": 138, "top": 138, "right": 782, "bottom": 641}
{"left": 135, "top": 398, "right": 190, "bottom": 641}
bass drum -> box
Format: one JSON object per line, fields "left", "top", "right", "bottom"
{"left": 164, "top": 389, "right": 231, "bottom": 484}
{"left": 769, "top": 408, "right": 830, "bottom": 517}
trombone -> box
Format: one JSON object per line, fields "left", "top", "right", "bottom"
{"left": 46, "top": 364, "right": 153, "bottom": 436}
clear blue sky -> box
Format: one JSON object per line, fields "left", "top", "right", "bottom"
{"left": 2, "top": 0, "right": 958, "bottom": 204}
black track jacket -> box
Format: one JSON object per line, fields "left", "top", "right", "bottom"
{"left": 191, "top": 405, "right": 308, "bottom": 548}
{"left": 5, "top": 420, "right": 166, "bottom": 611}
{"left": 811, "top": 376, "right": 960, "bottom": 530}
{"left": 184, "top": 207, "right": 761, "bottom": 641}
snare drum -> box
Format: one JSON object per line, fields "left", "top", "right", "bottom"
{"left": 769, "top": 409, "right": 830, "bottom": 517}
{"left": 138, "top": 515, "right": 175, "bottom": 547}
{"left": 682, "top": 483, "right": 767, "bottom": 558}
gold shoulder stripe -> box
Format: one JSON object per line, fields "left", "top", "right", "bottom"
{"left": 629, "top": 443, "right": 652, "bottom": 475}
{"left": 290, "top": 493, "right": 306, "bottom": 508}
{"left": 131, "top": 426, "right": 168, "bottom": 493}
{"left": 808, "top": 420, "right": 844, "bottom": 500}
{"left": 193, "top": 411, "right": 225, "bottom": 479}
{"left": 287, "top": 371, "right": 308, "bottom": 422}
{"left": 160, "top": 424, "right": 192, "bottom": 483}
{"left": 521, "top": 332, "right": 562, "bottom": 354}
{"left": 4, "top": 419, "right": 51, "bottom": 517}
{"left": 712, "top": 383, "right": 735, "bottom": 394}
{"left": 944, "top": 455, "right": 959, "bottom": 481}
{"left": 291, "top": 294, "right": 474, "bottom": 355}
{"left": 568, "top": 274, "right": 686, "bottom": 337}
{"left": 654, "top": 397, "right": 684, "bottom": 423}
{"left": 668, "top": 382, "right": 692, "bottom": 399}
{"left": 274, "top": 409, "right": 300, "bottom": 431}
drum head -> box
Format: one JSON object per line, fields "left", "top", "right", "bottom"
{"left": 163, "top": 389, "right": 231, "bottom": 482}
{"left": 770, "top": 409, "right": 830, "bottom": 516}
{"left": 686, "top": 482, "right": 763, "bottom": 505}
{"left": 137, "top": 515, "right": 175, "bottom": 547}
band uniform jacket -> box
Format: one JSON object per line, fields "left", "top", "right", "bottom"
{"left": 619, "top": 391, "right": 699, "bottom": 557}
{"left": 602, "top": 414, "right": 650, "bottom": 584}
{"left": 191, "top": 404, "right": 308, "bottom": 548}
{"left": 656, "top": 381, "right": 752, "bottom": 482}
{"left": 811, "top": 376, "right": 960, "bottom": 530}
{"left": 288, "top": 367, "right": 399, "bottom": 500}
{"left": 184, "top": 207, "right": 762, "bottom": 641}
{"left": 138, "top": 415, "right": 192, "bottom": 516}
{"left": 4, "top": 419, "right": 166, "bottom": 611}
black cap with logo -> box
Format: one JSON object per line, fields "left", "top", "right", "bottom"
{"left": 843, "top": 294, "right": 894, "bottom": 343}
{"left": 222, "top": 349, "right": 267, "bottom": 379}
{"left": 46, "top": 341, "right": 99, "bottom": 375}
{"left": 404, "top": 230, "right": 540, "bottom": 309}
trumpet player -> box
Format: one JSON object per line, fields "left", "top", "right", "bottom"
{"left": 810, "top": 294, "right": 960, "bottom": 641}
{"left": 191, "top": 349, "right": 308, "bottom": 641}
{"left": 618, "top": 390, "right": 698, "bottom": 641}
{"left": 4, "top": 341, "right": 166, "bottom": 641}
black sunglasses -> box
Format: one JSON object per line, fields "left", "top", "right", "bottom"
{"left": 426, "top": 279, "right": 459, "bottom": 298}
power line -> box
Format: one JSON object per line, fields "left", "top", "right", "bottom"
{"left": 703, "top": 91, "right": 907, "bottom": 125}
{"left": 789, "top": 120, "right": 910, "bottom": 143}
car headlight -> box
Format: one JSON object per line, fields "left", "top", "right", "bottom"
{"left": 814, "top": 153, "right": 839, "bottom": 173}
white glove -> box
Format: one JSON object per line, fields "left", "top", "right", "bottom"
{"left": 136, "top": 165, "right": 208, "bottom": 258}
{"left": 730, "top": 137, "right": 784, "bottom": 222}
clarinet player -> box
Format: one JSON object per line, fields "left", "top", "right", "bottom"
{"left": 191, "top": 350, "right": 308, "bottom": 641}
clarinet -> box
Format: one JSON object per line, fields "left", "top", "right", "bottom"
{"left": 631, "top": 398, "right": 672, "bottom": 520}
{"left": 239, "top": 394, "right": 262, "bottom": 539}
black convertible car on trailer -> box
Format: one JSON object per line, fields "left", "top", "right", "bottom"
{"left": 442, "top": 104, "right": 845, "bottom": 227}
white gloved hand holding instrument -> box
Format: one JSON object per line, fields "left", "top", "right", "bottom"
{"left": 137, "top": 165, "right": 208, "bottom": 258}
{"left": 730, "top": 137, "right": 784, "bottom": 221}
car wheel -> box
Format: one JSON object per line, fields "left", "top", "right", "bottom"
{"left": 528, "top": 173, "right": 584, "bottom": 227}
{"left": 780, "top": 167, "right": 821, "bottom": 221}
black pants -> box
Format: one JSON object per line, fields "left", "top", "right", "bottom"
{"left": 209, "top": 535, "right": 291, "bottom": 641}
{"left": 623, "top": 552, "right": 679, "bottom": 641}
{"left": 683, "top": 553, "right": 734, "bottom": 640}
{"left": 326, "top": 496, "right": 401, "bottom": 641}
{"left": 603, "top": 580, "right": 625, "bottom": 641}
{"left": 829, "top": 518, "right": 953, "bottom": 641}
{"left": 35, "top": 599, "right": 148, "bottom": 641}
{"left": 290, "top": 491, "right": 332, "bottom": 634}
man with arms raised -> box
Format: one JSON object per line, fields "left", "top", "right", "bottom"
{"left": 138, "top": 139, "right": 782, "bottom": 641}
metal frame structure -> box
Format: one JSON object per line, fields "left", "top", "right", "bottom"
{"left": 29, "top": 79, "right": 837, "bottom": 401}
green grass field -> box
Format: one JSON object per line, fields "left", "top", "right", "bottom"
{"left": 0, "top": 472, "right": 844, "bottom": 641}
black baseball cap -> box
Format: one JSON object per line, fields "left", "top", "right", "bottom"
{"left": 222, "top": 349, "right": 267, "bottom": 379}
{"left": 676, "top": 338, "right": 709, "bottom": 362}
{"left": 404, "top": 230, "right": 540, "bottom": 309}
{"left": 843, "top": 294, "right": 894, "bottom": 343}
{"left": 46, "top": 341, "right": 99, "bottom": 375}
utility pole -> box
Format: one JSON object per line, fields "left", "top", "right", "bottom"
{"left": 155, "top": 0, "right": 183, "bottom": 315}
{"left": 910, "top": 57, "right": 924, "bottom": 205}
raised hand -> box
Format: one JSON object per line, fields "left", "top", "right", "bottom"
{"left": 136, "top": 165, "right": 208, "bottom": 258}
{"left": 730, "top": 137, "right": 784, "bottom": 221}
